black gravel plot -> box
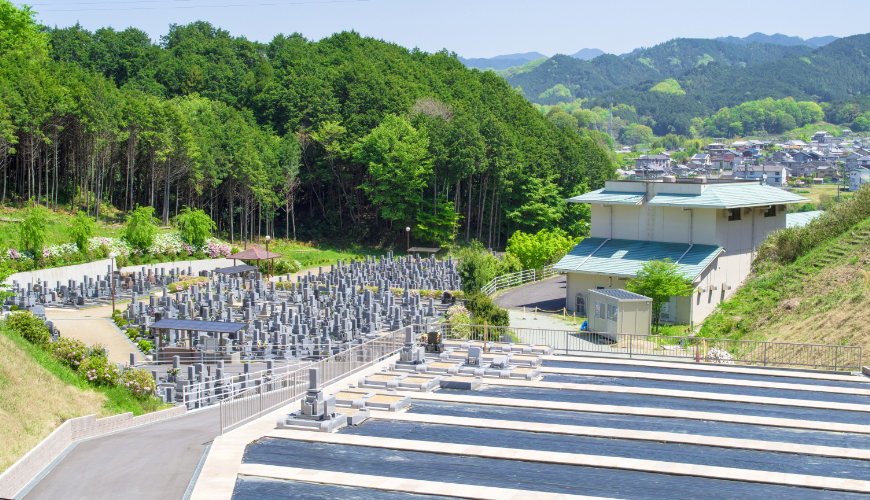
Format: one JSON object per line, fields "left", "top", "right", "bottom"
{"left": 540, "top": 372, "right": 870, "bottom": 406}
{"left": 406, "top": 400, "right": 870, "bottom": 449}
{"left": 338, "top": 419, "right": 870, "bottom": 480}
{"left": 454, "top": 385, "right": 870, "bottom": 426}
{"left": 232, "top": 476, "right": 453, "bottom": 499}
{"left": 242, "top": 438, "right": 868, "bottom": 500}
{"left": 544, "top": 360, "right": 870, "bottom": 389}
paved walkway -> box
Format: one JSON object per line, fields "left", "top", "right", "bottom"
{"left": 45, "top": 305, "right": 143, "bottom": 365}
{"left": 494, "top": 275, "right": 567, "bottom": 313}
{"left": 23, "top": 408, "right": 219, "bottom": 500}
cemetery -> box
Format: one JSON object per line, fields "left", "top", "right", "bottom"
{"left": 4, "top": 252, "right": 472, "bottom": 410}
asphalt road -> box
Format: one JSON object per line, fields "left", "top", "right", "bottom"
{"left": 493, "top": 275, "right": 567, "bottom": 313}
{"left": 23, "top": 407, "right": 219, "bottom": 500}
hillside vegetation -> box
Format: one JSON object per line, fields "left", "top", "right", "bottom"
{"left": 700, "top": 186, "right": 870, "bottom": 364}
{"left": 587, "top": 34, "right": 870, "bottom": 136}
{"left": 0, "top": 0, "right": 615, "bottom": 261}
{"left": 506, "top": 39, "right": 811, "bottom": 105}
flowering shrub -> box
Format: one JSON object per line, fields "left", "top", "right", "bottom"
{"left": 205, "top": 240, "right": 232, "bottom": 258}
{"left": 167, "top": 275, "right": 211, "bottom": 292}
{"left": 48, "top": 338, "right": 89, "bottom": 369}
{"left": 119, "top": 368, "right": 156, "bottom": 398}
{"left": 6, "top": 248, "right": 21, "bottom": 260}
{"left": 7, "top": 312, "right": 50, "bottom": 346}
{"left": 445, "top": 304, "right": 472, "bottom": 338}
{"left": 706, "top": 347, "right": 735, "bottom": 364}
{"left": 80, "top": 355, "right": 121, "bottom": 387}
{"left": 88, "top": 236, "right": 136, "bottom": 257}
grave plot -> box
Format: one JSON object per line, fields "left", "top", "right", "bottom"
{"left": 239, "top": 354, "right": 870, "bottom": 500}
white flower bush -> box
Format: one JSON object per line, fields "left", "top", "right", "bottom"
{"left": 2, "top": 232, "right": 232, "bottom": 263}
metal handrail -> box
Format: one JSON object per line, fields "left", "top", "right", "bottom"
{"left": 480, "top": 264, "right": 558, "bottom": 296}
{"left": 438, "top": 323, "right": 862, "bottom": 372}
{"left": 218, "top": 327, "right": 406, "bottom": 433}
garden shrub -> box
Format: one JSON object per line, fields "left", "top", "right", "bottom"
{"left": 69, "top": 211, "right": 97, "bottom": 252}
{"left": 455, "top": 241, "right": 499, "bottom": 294}
{"left": 80, "top": 355, "right": 121, "bottom": 387}
{"left": 126, "top": 328, "right": 139, "bottom": 340}
{"left": 175, "top": 207, "right": 216, "bottom": 248}
{"left": 466, "top": 292, "right": 510, "bottom": 327}
{"left": 119, "top": 368, "right": 157, "bottom": 398}
{"left": 124, "top": 206, "right": 158, "bottom": 252}
{"left": 9, "top": 305, "right": 17, "bottom": 311}
{"left": 48, "top": 337, "right": 89, "bottom": 370}
{"left": 137, "top": 339, "right": 153, "bottom": 352}
{"left": 7, "top": 311, "right": 50, "bottom": 346}
{"left": 445, "top": 304, "right": 472, "bottom": 338}
{"left": 18, "top": 204, "right": 50, "bottom": 260}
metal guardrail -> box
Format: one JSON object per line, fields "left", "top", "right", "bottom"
{"left": 480, "top": 265, "right": 558, "bottom": 296}
{"left": 437, "top": 323, "right": 862, "bottom": 372}
{"left": 219, "top": 327, "right": 406, "bottom": 434}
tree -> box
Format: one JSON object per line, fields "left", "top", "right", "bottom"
{"left": 455, "top": 241, "right": 500, "bottom": 294}
{"left": 175, "top": 206, "right": 215, "bottom": 248}
{"left": 506, "top": 228, "right": 579, "bottom": 270}
{"left": 18, "top": 204, "right": 49, "bottom": 260}
{"left": 625, "top": 259, "right": 694, "bottom": 334}
{"left": 353, "top": 114, "right": 432, "bottom": 225}
{"left": 69, "top": 211, "right": 96, "bottom": 252}
{"left": 124, "top": 205, "right": 157, "bottom": 252}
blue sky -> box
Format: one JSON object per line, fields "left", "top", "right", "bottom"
{"left": 27, "top": 0, "right": 870, "bottom": 58}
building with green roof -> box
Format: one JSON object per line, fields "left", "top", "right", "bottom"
{"left": 555, "top": 178, "right": 809, "bottom": 327}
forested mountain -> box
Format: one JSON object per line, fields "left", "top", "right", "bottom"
{"left": 506, "top": 38, "right": 810, "bottom": 105}
{"left": 586, "top": 34, "right": 870, "bottom": 136}
{"left": 0, "top": 2, "right": 613, "bottom": 249}
{"left": 459, "top": 52, "right": 547, "bottom": 70}
{"left": 715, "top": 32, "right": 837, "bottom": 48}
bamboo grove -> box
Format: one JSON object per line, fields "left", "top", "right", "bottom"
{"left": 0, "top": 2, "right": 614, "bottom": 247}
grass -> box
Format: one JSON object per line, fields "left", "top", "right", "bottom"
{"left": 262, "top": 238, "right": 391, "bottom": 274}
{"left": 0, "top": 322, "right": 169, "bottom": 473}
{"left": 699, "top": 216, "right": 870, "bottom": 364}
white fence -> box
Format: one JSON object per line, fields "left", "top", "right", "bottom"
{"left": 219, "top": 328, "right": 405, "bottom": 433}
{"left": 480, "top": 264, "right": 559, "bottom": 296}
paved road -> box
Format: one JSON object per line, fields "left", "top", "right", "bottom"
{"left": 494, "top": 275, "right": 567, "bottom": 313}
{"left": 46, "top": 304, "right": 144, "bottom": 364}
{"left": 24, "top": 408, "right": 219, "bottom": 500}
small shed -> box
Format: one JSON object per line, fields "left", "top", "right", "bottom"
{"left": 588, "top": 288, "right": 652, "bottom": 336}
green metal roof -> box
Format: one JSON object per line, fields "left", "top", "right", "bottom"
{"left": 786, "top": 210, "right": 824, "bottom": 229}
{"left": 646, "top": 185, "right": 808, "bottom": 209}
{"left": 553, "top": 238, "right": 723, "bottom": 281}
{"left": 566, "top": 189, "right": 645, "bottom": 205}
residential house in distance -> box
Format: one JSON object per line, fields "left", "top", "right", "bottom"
{"left": 844, "top": 154, "right": 870, "bottom": 172}
{"left": 812, "top": 130, "right": 833, "bottom": 143}
{"left": 634, "top": 154, "right": 670, "bottom": 179}
{"left": 691, "top": 153, "right": 711, "bottom": 166}
{"left": 850, "top": 168, "right": 870, "bottom": 191}
{"left": 554, "top": 178, "right": 809, "bottom": 326}
{"left": 733, "top": 164, "right": 788, "bottom": 187}
{"left": 816, "top": 164, "right": 840, "bottom": 182}
{"left": 705, "top": 143, "right": 729, "bottom": 156}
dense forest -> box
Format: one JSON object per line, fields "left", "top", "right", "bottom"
{"left": 506, "top": 39, "right": 811, "bottom": 105}
{"left": 0, "top": 1, "right": 614, "bottom": 249}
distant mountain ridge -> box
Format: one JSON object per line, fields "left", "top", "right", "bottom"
{"left": 715, "top": 32, "right": 838, "bottom": 48}
{"left": 460, "top": 49, "right": 602, "bottom": 70}
{"left": 504, "top": 38, "right": 812, "bottom": 104}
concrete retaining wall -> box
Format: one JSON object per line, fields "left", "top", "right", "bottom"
{"left": 3, "top": 258, "right": 237, "bottom": 288}
{"left": 0, "top": 405, "right": 187, "bottom": 498}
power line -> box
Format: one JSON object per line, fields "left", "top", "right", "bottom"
{"left": 33, "top": 0, "right": 369, "bottom": 12}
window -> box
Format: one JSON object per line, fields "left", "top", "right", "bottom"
{"left": 595, "top": 301, "right": 602, "bottom": 320}
{"left": 606, "top": 304, "right": 618, "bottom": 322}
{"left": 764, "top": 205, "right": 777, "bottom": 218}
{"left": 727, "top": 208, "right": 741, "bottom": 221}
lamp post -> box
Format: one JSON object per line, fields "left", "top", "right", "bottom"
{"left": 108, "top": 252, "right": 117, "bottom": 312}
{"left": 265, "top": 235, "right": 271, "bottom": 277}
{"left": 405, "top": 227, "right": 410, "bottom": 253}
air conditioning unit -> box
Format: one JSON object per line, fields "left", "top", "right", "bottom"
{"left": 723, "top": 283, "right": 732, "bottom": 290}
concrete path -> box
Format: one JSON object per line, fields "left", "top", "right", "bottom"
{"left": 494, "top": 275, "right": 567, "bottom": 313}
{"left": 23, "top": 407, "right": 219, "bottom": 500}
{"left": 45, "top": 305, "right": 143, "bottom": 365}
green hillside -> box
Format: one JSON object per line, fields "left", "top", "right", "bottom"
{"left": 0, "top": 5, "right": 615, "bottom": 253}
{"left": 700, "top": 186, "right": 870, "bottom": 365}
{"left": 505, "top": 39, "right": 810, "bottom": 105}
{"left": 587, "top": 34, "right": 870, "bottom": 135}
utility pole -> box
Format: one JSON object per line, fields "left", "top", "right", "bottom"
{"left": 608, "top": 97, "right": 613, "bottom": 149}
